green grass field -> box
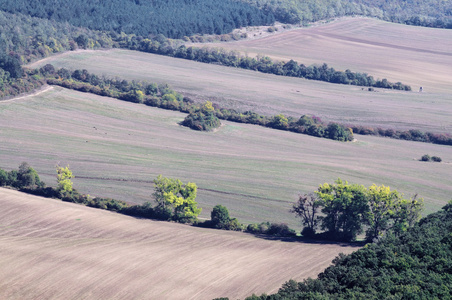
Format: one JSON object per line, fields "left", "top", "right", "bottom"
{"left": 1, "top": 87, "right": 451, "bottom": 229}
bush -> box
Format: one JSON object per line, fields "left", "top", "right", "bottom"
{"left": 421, "top": 154, "right": 431, "bottom": 161}
{"left": 431, "top": 156, "right": 442, "bottom": 162}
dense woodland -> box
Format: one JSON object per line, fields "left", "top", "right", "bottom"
{"left": 0, "top": 0, "right": 450, "bottom": 41}
{"left": 247, "top": 0, "right": 452, "bottom": 28}
{"left": 0, "top": 0, "right": 274, "bottom": 38}
{"left": 245, "top": 201, "right": 452, "bottom": 299}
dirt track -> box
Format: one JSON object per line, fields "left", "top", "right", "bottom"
{"left": 0, "top": 188, "right": 359, "bottom": 299}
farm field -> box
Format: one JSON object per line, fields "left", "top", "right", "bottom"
{"left": 28, "top": 43, "right": 452, "bottom": 135}
{"left": 201, "top": 17, "right": 452, "bottom": 94}
{"left": 0, "top": 87, "right": 451, "bottom": 228}
{"left": 0, "top": 188, "right": 359, "bottom": 299}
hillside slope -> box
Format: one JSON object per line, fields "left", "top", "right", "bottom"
{"left": 0, "top": 188, "right": 358, "bottom": 299}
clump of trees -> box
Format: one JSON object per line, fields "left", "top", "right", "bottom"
{"left": 181, "top": 101, "right": 221, "bottom": 131}
{"left": 420, "top": 154, "right": 442, "bottom": 162}
{"left": 209, "top": 205, "right": 243, "bottom": 231}
{"left": 152, "top": 175, "right": 201, "bottom": 223}
{"left": 0, "top": 162, "right": 44, "bottom": 190}
{"left": 245, "top": 201, "right": 452, "bottom": 300}
{"left": 292, "top": 179, "right": 424, "bottom": 242}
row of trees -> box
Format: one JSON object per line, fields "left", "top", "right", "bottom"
{"left": 130, "top": 40, "right": 410, "bottom": 90}
{"left": 292, "top": 179, "right": 424, "bottom": 242}
{"left": 42, "top": 66, "right": 353, "bottom": 141}
{"left": 245, "top": 201, "right": 452, "bottom": 299}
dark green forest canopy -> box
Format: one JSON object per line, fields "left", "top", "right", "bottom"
{"left": 247, "top": 0, "right": 452, "bottom": 28}
{"left": 1, "top": 0, "right": 450, "bottom": 40}
{"left": 0, "top": 0, "right": 275, "bottom": 38}
{"left": 247, "top": 201, "right": 452, "bottom": 299}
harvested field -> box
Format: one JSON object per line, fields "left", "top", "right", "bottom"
{"left": 201, "top": 17, "right": 452, "bottom": 94}
{"left": 0, "top": 188, "right": 359, "bottom": 299}
{"left": 0, "top": 87, "right": 451, "bottom": 228}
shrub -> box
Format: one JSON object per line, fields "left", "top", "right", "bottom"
{"left": 431, "top": 156, "right": 442, "bottom": 162}
{"left": 421, "top": 154, "right": 431, "bottom": 161}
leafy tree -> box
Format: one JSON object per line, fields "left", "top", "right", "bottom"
{"left": 291, "top": 193, "right": 322, "bottom": 237}
{"left": 17, "top": 162, "right": 43, "bottom": 189}
{"left": 211, "top": 205, "right": 231, "bottom": 229}
{"left": 316, "top": 179, "right": 369, "bottom": 241}
{"left": 365, "top": 184, "right": 403, "bottom": 241}
{"left": 153, "top": 175, "right": 201, "bottom": 223}
{"left": 0, "top": 168, "right": 9, "bottom": 186}
{"left": 56, "top": 165, "right": 74, "bottom": 195}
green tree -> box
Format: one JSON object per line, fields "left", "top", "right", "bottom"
{"left": 153, "top": 175, "right": 201, "bottom": 223}
{"left": 365, "top": 184, "right": 402, "bottom": 241}
{"left": 17, "top": 162, "right": 43, "bottom": 189}
{"left": 56, "top": 165, "right": 74, "bottom": 195}
{"left": 0, "top": 168, "right": 9, "bottom": 186}
{"left": 316, "top": 179, "right": 369, "bottom": 241}
{"left": 211, "top": 205, "right": 231, "bottom": 229}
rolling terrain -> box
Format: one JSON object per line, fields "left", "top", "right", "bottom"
{"left": 0, "top": 87, "right": 450, "bottom": 228}
{"left": 28, "top": 18, "right": 452, "bottom": 134}
{"left": 0, "top": 188, "right": 359, "bottom": 299}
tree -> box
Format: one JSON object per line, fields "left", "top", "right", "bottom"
{"left": 316, "top": 179, "right": 369, "bottom": 241}
{"left": 291, "top": 193, "right": 322, "bottom": 237}
{"left": 56, "top": 165, "right": 74, "bottom": 195}
{"left": 365, "top": 184, "right": 402, "bottom": 241}
{"left": 17, "top": 162, "right": 43, "bottom": 189}
{"left": 0, "top": 168, "right": 9, "bottom": 186}
{"left": 153, "top": 175, "right": 201, "bottom": 223}
{"left": 211, "top": 205, "right": 231, "bottom": 229}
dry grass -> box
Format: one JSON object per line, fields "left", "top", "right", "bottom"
{"left": 0, "top": 87, "right": 451, "bottom": 229}
{"left": 0, "top": 188, "right": 359, "bottom": 299}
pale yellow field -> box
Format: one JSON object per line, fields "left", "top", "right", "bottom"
{"left": 0, "top": 188, "right": 359, "bottom": 299}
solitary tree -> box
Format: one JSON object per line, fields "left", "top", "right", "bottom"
{"left": 56, "top": 165, "right": 74, "bottom": 195}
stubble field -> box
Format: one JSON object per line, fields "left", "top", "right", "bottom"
{"left": 0, "top": 188, "right": 359, "bottom": 299}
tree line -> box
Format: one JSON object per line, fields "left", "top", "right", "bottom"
{"left": 0, "top": 163, "right": 297, "bottom": 237}
{"left": 40, "top": 66, "right": 353, "bottom": 141}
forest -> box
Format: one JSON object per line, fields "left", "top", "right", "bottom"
{"left": 0, "top": 0, "right": 450, "bottom": 41}
{"left": 245, "top": 200, "right": 452, "bottom": 299}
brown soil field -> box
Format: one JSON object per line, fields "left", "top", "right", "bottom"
{"left": 0, "top": 87, "right": 451, "bottom": 228}
{"left": 201, "top": 17, "right": 452, "bottom": 94}
{"left": 0, "top": 188, "right": 359, "bottom": 299}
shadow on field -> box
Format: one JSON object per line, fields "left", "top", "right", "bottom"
{"left": 250, "top": 234, "right": 365, "bottom": 247}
